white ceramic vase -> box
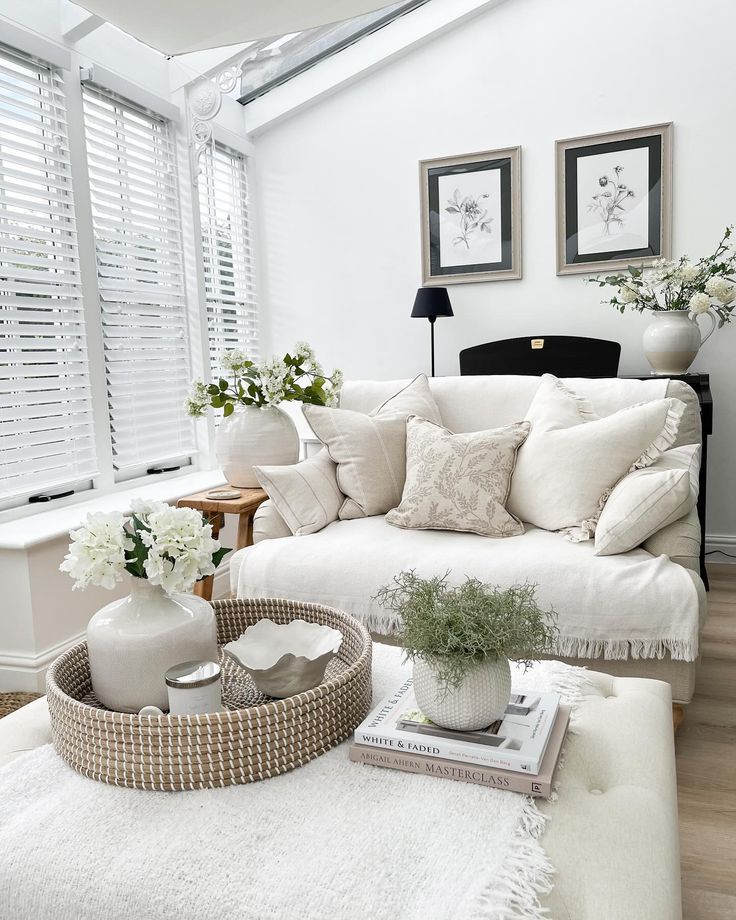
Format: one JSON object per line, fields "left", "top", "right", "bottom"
{"left": 215, "top": 405, "right": 300, "bottom": 488}
{"left": 86, "top": 578, "right": 219, "bottom": 713}
{"left": 413, "top": 656, "right": 512, "bottom": 731}
{"left": 643, "top": 308, "right": 716, "bottom": 375}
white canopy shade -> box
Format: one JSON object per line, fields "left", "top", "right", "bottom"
{"left": 72, "top": 0, "right": 401, "bottom": 55}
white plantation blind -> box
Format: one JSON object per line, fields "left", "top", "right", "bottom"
{"left": 0, "top": 45, "right": 98, "bottom": 507}
{"left": 82, "top": 84, "right": 195, "bottom": 475}
{"left": 199, "top": 142, "right": 258, "bottom": 373}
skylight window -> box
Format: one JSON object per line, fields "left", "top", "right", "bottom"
{"left": 237, "top": 0, "right": 429, "bottom": 104}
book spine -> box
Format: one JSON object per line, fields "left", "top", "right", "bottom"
{"left": 348, "top": 746, "right": 551, "bottom": 797}
{"left": 353, "top": 728, "right": 540, "bottom": 774}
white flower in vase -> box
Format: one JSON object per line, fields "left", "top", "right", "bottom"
{"left": 689, "top": 292, "right": 712, "bottom": 314}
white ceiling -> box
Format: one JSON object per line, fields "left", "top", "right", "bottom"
{"left": 71, "top": 0, "right": 402, "bottom": 55}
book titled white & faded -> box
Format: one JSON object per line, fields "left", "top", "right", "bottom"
{"left": 354, "top": 677, "right": 560, "bottom": 774}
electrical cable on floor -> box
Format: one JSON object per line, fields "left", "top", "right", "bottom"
{"left": 705, "top": 550, "right": 736, "bottom": 559}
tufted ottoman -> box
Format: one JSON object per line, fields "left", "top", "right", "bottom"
{"left": 0, "top": 667, "right": 680, "bottom": 920}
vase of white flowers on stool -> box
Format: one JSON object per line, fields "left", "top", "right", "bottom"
{"left": 591, "top": 226, "right": 736, "bottom": 375}
{"left": 375, "top": 572, "right": 558, "bottom": 732}
{"left": 186, "top": 342, "right": 343, "bottom": 488}
{"left": 60, "top": 501, "right": 228, "bottom": 713}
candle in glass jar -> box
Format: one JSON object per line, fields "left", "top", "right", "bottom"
{"left": 165, "top": 660, "right": 222, "bottom": 715}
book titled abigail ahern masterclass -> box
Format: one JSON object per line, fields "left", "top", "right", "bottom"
{"left": 353, "top": 677, "right": 560, "bottom": 774}
{"left": 349, "top": 704, "right": 570, "bottom": 798}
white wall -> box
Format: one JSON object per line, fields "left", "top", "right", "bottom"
{"left": 252, "top": 0, "right": 736, "bottom": 541}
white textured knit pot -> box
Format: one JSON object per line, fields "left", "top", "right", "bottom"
{"left": 642, "top": 309, "right": 715, "bottom": 375}
{"left": 216, "top": 405, "right": 299, "bottom": 488}
{"left": 413, "top": 656, "right": 512, "bottom": 731}
{"left": 86, "top": 579, "right": 219, "bottom": 713}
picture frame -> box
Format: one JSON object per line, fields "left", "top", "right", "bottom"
{"left": 555, "top": 123, "right": 672, "bottom": 275}
{"left": 420, "top": 146, "right": 521, "bottom": 285}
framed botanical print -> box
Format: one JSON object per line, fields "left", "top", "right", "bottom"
{"left": 556, "top": 123, "right": 672, "bottom": 275}
{"left": 420, "top": 146, "right": 521, "bottom": 285}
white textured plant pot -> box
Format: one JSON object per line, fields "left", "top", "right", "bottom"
{"left": 642, "top": 309, "right": 715, "bottom": 375}
{"left": 215, "top": 405, "right": 299, "bottom": 488}
{"left": 86, "top": 579, "right": 219, "bottom": 713}
{"left": 413, "top": 656, "right": 512, "bottom": 731}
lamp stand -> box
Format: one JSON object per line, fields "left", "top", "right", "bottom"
{"left": 429, "top": 316, "right": 436, "bottom": 378}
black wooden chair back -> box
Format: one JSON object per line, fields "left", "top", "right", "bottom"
{"left": 459, "top": 335, "right": 621, "bottom": 378}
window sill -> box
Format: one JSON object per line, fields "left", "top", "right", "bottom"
{"left": 0, "top": 470, "right": 227, "bottom": 551}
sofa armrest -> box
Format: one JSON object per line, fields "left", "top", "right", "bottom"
{"left": 253, "top": 499, "right": 292, "bottom": 543}
{"left": 643, "top": 506, "right": 701, "bottom": 573}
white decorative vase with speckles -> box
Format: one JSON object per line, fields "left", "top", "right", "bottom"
{"left": 215, "top": 405, "right": 299, "bottom": 488}
{"left": 86, "top": 579, "right": 219, "bottom": 713}
{"left": 413, "top": 656, "right": 512, "bottom": 731}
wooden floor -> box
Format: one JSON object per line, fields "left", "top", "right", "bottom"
{"left": 677, "top": 563, "right": 736, "bottom": 919}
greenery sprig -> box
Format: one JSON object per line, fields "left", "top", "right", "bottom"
{"left": 375, "top": 571, "right": 558, "bottom": 690}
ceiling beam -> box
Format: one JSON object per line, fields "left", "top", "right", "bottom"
{"left": 60, "top": 5, "right": 104, "bottom": 43}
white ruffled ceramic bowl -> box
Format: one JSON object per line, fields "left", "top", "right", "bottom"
{"left": 223, "top": 618, "right": 343, "bottom": 698}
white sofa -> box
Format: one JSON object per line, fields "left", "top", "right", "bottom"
{"left": 232, "top": 375, "right": 707, "bottom": 704}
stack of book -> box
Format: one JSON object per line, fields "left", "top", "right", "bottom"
{"left": 350, "top": 676, "right": 570, "bottom": 797}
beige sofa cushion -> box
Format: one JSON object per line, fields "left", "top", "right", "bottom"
{"left": 304, "top": 375, "right": 442, "bottom": 519}
{"left": 254, "top": 450, "right": 343, "bottom": 536}
{"left": 507, "top": 375, "right": 686, "bottom": 534}
{"left": 595, "top": 445, "right": 700, "bottom": 556}
{"left": 386, "top": 417, "right": 529, "bottom": 537}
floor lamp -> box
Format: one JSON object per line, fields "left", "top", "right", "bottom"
{"left": 411, "top": 287, "right": 454, "bottom": 377}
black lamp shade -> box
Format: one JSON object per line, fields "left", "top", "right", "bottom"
{"left": 411, "top": 287, "right": 453, "bottom": 319}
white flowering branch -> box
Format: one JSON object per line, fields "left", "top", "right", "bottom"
{"left": 186, "top": 342, "right": 343, "bottom": 418}
{"left": 589, "top": 226, "right": 736, "bottom": 326}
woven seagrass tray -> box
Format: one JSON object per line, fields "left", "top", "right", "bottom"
{"left": 46, "top": 598, "right": 373, "bottom": 791}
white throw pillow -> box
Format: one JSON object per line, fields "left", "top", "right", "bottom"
{"left": 507, "top": 375, "right": 685, "bottom": 534}
{"left": 303, "top": 375, "right": 443, "bottom": 520}
{"left": 386, "top": 417, "right": 530, "bottom": 537}
{"left": 594, "top": 444, "right": 700, "bottom": 556}
{"left": 254, "top": 450, "right": 344, "bottom": 536}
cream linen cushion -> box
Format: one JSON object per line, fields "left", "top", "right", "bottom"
{"left": 507, "top": 375, "right": 685, "bottom": 534}
{"left": 386, "top": 416, "right": 530, "bottom": 537}
{"left": 303, "top": 375, "right": 443, "bottom": 520}
{"left": 254, "top": 449, "right": 344, "bottom": 536}
{"left": 594, "top": 444, "right": 700, "bottom": 556}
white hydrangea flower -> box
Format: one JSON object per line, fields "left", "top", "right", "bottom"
{"left": 143, "top": 506, "right": 220, "bottom": 594}
{"left": 130, "top": 499, "right": 169, "bottom": 522}
{"left": 59, "top": 511, "right": 133, "bottom": 590}
{"left": 705, "top": 275, "right": 735, "bottom": 303}
{"left": 618, "top": 284, "right": 638, "bottom": 304}
{"left": 689, "top": 291, "right": 712, "bottom": 314}
{"left": 678, "top": 263, "right": 698, "bottom": 282}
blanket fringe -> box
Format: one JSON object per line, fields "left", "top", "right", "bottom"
{"left": 554, "top": 633, "right": 698, "bottom": 662}
{"left": 470, "top": 795, "right": 554, "bottom": 920}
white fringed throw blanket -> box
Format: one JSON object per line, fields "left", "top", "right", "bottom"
{"left": 0, "top": 647, "right": 586, "bottom": 920}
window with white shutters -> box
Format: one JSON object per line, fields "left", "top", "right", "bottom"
{"left": 0, "top": 45, "right": 98, "bottom": 508}
{"left": 199, "top": 142, "right": 258, "bottom": 373}
{"left": 82, "top": 84, "right": 194, "bottom": 478}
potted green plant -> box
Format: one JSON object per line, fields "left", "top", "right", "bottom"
{"left": 185, "top": 342, "right": 343, "bottom": 487}
{"left": 375, "top": 571, "right": 558, "bottom": 731}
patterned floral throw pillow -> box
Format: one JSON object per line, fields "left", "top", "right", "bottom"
{"left": 386, "top": 416, "right": 530, "bottom": 537}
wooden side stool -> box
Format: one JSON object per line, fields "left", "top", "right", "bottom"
{"left": 177, "top": 487, "right": 268, "bottom": 601}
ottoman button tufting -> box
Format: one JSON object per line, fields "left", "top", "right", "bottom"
{"left": 589, "top": 788, "right": 604, "bottom": 795}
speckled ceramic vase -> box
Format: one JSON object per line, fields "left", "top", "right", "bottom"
{"left": 215, "top": 405, "right": 299, "bottom": 489}
{"left": 86, "top": 579, "right": 219, "bottom": 713}
{"left": 413, "top": 656, "right": 512, "bottom": 731}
